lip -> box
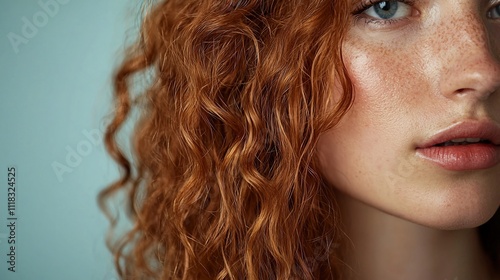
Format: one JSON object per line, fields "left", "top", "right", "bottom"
{"left": 416, "top": 120, "right": 500, "bottom": 171}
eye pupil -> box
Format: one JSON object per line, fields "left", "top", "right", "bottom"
{"left": 487, "top": 4, "right": 500, "bottom": 18}
{"left": 494, "top": 5, "right": 500, "bottom": 17}
{"left": 374, "top": 1, "right": 399, "bottom": 19}
{"left": 377, "top": 2, "right": 390, "bottom": 11}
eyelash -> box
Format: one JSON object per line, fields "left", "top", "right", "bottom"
{"left": 352, "top": 0, "right": 500, "bottom": 27}
{"left": 352, "top": 0, "right": 416, "bottom": 26}
{"left": 488, "top": 1, "right": 500, "bottom": 19}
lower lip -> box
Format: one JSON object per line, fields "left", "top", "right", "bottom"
{"left": 416, "top": 143, "right": 500, "bottom": 171}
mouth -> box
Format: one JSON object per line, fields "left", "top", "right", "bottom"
{"left": 416, "top": 121, "right": 500, "bottom": 171}
{"left": 433, "top": 138, "right": 493, "bottom": 147}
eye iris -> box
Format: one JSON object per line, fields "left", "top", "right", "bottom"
{"left": 374, "top": 1, "right": 399, "bottom": 19}
{"left": 494, "top": 5, "right": 500, "bottom": 18}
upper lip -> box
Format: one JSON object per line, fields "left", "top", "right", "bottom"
{"left": 417, "top": 120, "right": 500, "bottom": 148}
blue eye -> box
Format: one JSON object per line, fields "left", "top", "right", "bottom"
{"left": 363, "top": 1, "right": 412, "bottom": 20}
{"left": 488, "top": 4, "right": 500, "bottom": 19}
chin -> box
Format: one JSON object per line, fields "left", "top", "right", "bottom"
{"left": 399, "top": 189, "right": 500, "bottom": 231}
{"left": 402, "top": 171, "right": 500, "bottom": 230}
{"left": 416, "top": 210, "right": 497, "bottom": 231}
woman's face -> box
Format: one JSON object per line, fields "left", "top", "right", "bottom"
{"left": 317, "top": 0, "right": 500, "bottom": 229}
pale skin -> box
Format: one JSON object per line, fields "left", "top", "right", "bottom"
{"left": 317, "top": 0, "right": 500, "bottom": 279}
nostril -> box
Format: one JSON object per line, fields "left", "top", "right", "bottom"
{"left": 454, "top": 88, "right": 473, "bottom": 95}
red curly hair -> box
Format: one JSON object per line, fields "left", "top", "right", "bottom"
{"left": 99, "top": 0, "right": 500, "bottom": 278}
{"left": 99, "top": 0, "right": 500, "bottom": 279}
{"left": 99, "top": 0, "right": 354, "bottom": 278}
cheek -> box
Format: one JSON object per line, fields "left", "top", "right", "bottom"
{"left": 346, "top": 42, "right": 423, "bottom": 114}
{"left": 317, "top": 38, "right": 500, "bottom": 229}
{"left": 316, "top": 42, "right": 425, "bottom": 201}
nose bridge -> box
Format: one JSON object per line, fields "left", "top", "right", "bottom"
{"left": 451, "top": 10, "right": 488, "bottom": 52}
{"left": 437, "top": 6, "right": 500, "bottom": 98}
{"left": 452, "top": 10, "right": 500, "bottom": 73}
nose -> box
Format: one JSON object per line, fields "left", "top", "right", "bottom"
{"left": 438, "top": 7, "right": 500, "bottom": 101}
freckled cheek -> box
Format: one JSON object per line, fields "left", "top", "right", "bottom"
{"left": 319, "top": 50, "right": 422, "bottom": 191}
{"left": 339, "top": 47, "right": 428, "bottom": 155}
{"left": 345, "top": 46, "right": 429, "bottom": 118}
{"left": 345, "top": 54, "right": 402, "bottom": 121}
{"left": 347, "top": 49, "right": 418, "bottom": 98}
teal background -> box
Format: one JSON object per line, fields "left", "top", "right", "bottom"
{"left": 0, "top": 0, "right": 140, "bottom": 279}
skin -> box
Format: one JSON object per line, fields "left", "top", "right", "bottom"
{"left": 317, "top": 0, "right": 500, "bottom": 279}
